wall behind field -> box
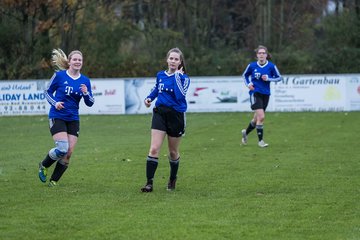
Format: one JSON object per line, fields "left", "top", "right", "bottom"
{"left": 0, "top": 74, "right": 359, "bottom": 116}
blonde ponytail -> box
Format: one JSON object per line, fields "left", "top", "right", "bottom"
{"left": 51, "top": 49, "right": 69, "bottom": 71}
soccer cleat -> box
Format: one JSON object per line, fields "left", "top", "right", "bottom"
{"left": 167, "top": 178, "right": 177, "bottom": 191}
{"left": 141, "top": 183, "right": 153, "bottom": 192}
{"left": 258, "top": 140, "right": 269, "bottom": 148}
{"left": 241, "top": 129, "right": 248, "bottom": 145}
{"left": 48, "top": 180, "right": 58, "bottom": 187}
{"left": 38, "top": 162, "right": 47, "bottom": 183}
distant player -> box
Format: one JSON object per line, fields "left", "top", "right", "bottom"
{"left": 241, "top": 45, "right": 281, "bottom": 147}
{"left": 141, "top": 47, "right": 190, "bottom": 192}
{"left": 38, "top": 49, "right": 94, "bottom": 186}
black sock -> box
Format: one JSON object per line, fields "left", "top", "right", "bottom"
{"left": 41, "top": 154, "right": 56, "bottom": 168}
{"left": 256, "top": 125, "right": 264, "bottom": 141}
{"left": 50, "top": 161, "right": 68, "bottom": 182}
{"left": 246, "top": 121, "right": 256, "bottom": 135}
{"left": 146, "top": 156, "right": 158, "bottom": 184}
{"left": 169, "top": 157, "right": 180, "bottom": 181}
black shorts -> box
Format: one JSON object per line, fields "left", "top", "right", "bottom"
{"left": 151, "top": 106, "right": 185, "bottom": 137}
{"left": 250, "top": 92, "right": 270, "bottom": 111}
{"left": 49, "top": 118, "right": 80, "bottom": 137}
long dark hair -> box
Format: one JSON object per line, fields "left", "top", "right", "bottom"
{"left": 167, "top": 47, "right": 187, "bottom": 73}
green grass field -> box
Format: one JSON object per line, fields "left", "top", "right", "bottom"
{"left": 0, "top": 112, "right": 359, "bottom": 240}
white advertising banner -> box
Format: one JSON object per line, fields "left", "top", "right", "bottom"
{"left": 346, "top": 75, "right": 360, "bottom": 111}
{"left": 1, "top": 74, "right": 359, "bottom": 116}
{"left": 79, "top": 79, "right": 125, "bottom": 115}
{"left": 124, "top": 78, "right": 154, "bottom": 114}
{"left": 271, "top": 75, "right": 348, "bottom": 112}
{"left": 122, "top": 76, "right": 249, "bottom": 113}
{"left": 186, "top": 76, "right": 248, "bottom": 112}
{"left": 0, "top": 80, "right": 48, "bottom": 116}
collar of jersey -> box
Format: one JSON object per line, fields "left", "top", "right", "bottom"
{"left": 66, "top": 70, "right": 81, "bottom": 80}
{"left": 164, "top": 70, "right": 176, "bottom": 76}
{"left": 256, "top": 61, "right": 268, "bottom": 68}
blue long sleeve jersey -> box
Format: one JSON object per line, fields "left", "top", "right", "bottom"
{"left": 242, "top": 60, "right": 282, "bottom": 95}
{"left": 45, "top": 70, "right": 95, "bottom": 121}
{"left": 146, "top": 70, "right": 190, "bottom": 112}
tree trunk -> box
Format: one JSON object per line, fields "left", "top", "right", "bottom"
{"left": 278, "top": 0, "right": 284, "bottom": 48}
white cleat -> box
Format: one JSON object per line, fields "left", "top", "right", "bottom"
{"left": 241, "top": 129, "right": 247, "bottom": 145}
{"left": 258, "top": 140, "right": 269, "bottom": 148}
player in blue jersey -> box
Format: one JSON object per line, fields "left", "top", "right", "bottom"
{"left": 38, "top": 49, "right": 94, "bottom": 186}
{"left": 141, "top": 47, "right": 190, "bottom": 192}
{"left": 241, "top": 45, "right": 281, "bottom": 147}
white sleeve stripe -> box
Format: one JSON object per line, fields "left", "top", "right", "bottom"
{"left": 87, "top": 95, "right": 95, "bottom": 103}
{"left": 268, "top": 66, "right": 282, "bottom": 82}
{"left": 242, "top": 64, "right": 252, "bottom": 86}
{"left": 45, "top": 74, "right": 57, "bottom": 106}
{"left": 183, "top": 77, "right": 189, "bottom": 93}
{"left": 45, "top": 91, "right": 57, "bottom": 106}
{"left": 267, "top": 77, "right": 281, "bottom": 82}
{"left": 47, "top": 74, "right": 56, "bottom": 89}
{"left": 175, "top": 73, "right": 188, "bottom": 96}
{"left": 275, "top": 66, "right": 281, "bottom": 77}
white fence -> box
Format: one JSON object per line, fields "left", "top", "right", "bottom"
{"left": 0, "top": 74, "right": 359, "bottom": 116}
